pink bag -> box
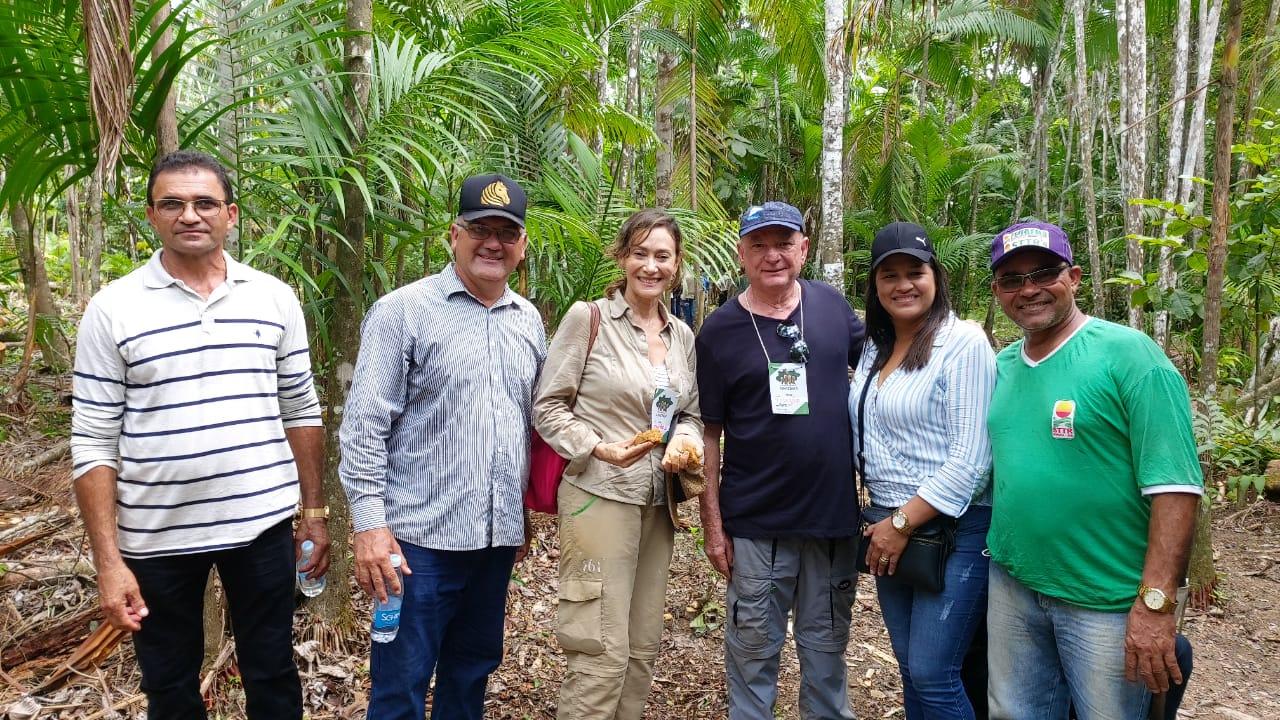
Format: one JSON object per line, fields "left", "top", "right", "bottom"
{"left": 525, "top": 301, "right": 601, "bottom": 514}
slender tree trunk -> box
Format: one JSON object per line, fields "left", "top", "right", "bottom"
{"left": 217, "top": 1, "right": 241, "bottom": 255}
{"left": 654, "top": 50, "right": 676, "bottom": 208}
{"left": 11, "top": 202, "right": 71, "bottom": 370}
{"left": 1032, "top": 13, "right": 1068, "bottom": 219}
{"left": 621, "top": 19, "right": 642, "bottom": 193}
{"left": 314, "top": 0, "right": 373, "bottom": 630}
{"left": 86, "top": 166, "right": 104, "bottom": 295}
{"left": 150, "top": 1, "right": 180, "bottom": 158}
{"left": 1117, "top": 0, "right": 1148, "bottom": 330}
{"left": 591, "top": 13, "right": 610, "bottom": 156}
{"left": 1201, "top": 0, "right": 1243, "bottom": 395}
{"left": 688, "top": 16, "right": 698, "bottom": 211}
{"left": 819, "top": 0, "right": 847, "bottom": 287}
{"left": 1179, "top": 0, "right": 1223, "bottom": 211}
{"left": 65, "top": 175, "right": 85, "bottom": 304}
{"left": 1154, "top": 0, "right": 1193, "bottom": 349}
{"left": 1237, "top": 0, "right": 1280, "bottom": 182}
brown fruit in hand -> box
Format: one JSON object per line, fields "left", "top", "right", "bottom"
{"left": 632, "top": 428, "right": 663, "bottom": 445}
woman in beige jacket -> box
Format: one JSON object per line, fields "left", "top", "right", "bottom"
{"left": 533, "top": 208, "right": 704, "bottom": 719}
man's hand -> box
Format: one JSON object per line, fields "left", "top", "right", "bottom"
{"left": 702, "top": 521, "right": 734, "bottom": 579}
{"left": 294, "top": 518, "right": 331, "bottom": 579}
{"left": 98, "top": 562, "right": 148, "bottom": 632}
{"left": 515, "top": 512, "right": 533, "bottom": 564}
{"left": 1124, "top": 603, "right": 1182, "bottom": 692}
{"left": 593, "top": 439, "right": 655, "bottom": 468}
{"left": 353, "top": 527, "right": 413, "bottom": 603}
{"left": 862, "top": 519, "right": 910, "bottom": 577}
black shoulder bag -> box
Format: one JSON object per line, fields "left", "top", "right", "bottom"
{"left": 854, "top": 369, "right": 957, "bottom": 593}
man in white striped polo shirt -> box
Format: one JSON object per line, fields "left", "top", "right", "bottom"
{"left": 71, "top": 151, "right": 327, "bottom": 720}
{"left": 340, "top": 173, "right": 545, "bottom": 720}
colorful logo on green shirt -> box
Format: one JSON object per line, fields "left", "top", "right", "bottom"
{"left": 1051, "top": 399, "right": 1075, "bottom": 439}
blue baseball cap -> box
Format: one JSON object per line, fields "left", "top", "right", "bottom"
{"left": 739, "top": 201, "right": 804, "bottom": 237}
{"left": 990, "top": 221, "right": 1073, "bottom": 268}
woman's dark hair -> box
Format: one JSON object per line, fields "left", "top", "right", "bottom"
{"left": 864, "top": 255, "right": 952, "bottom": 374}
{"left": 604, "top": 208, "right": 684, "bottom": 299}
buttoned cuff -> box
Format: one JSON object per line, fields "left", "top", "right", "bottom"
{"left": 349, "top": 495, "right": 388, "bottom": 532}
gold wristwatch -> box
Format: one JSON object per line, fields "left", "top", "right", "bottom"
{"left": 1137, "top": 584, "right": 1176, "bottom": 613}
{"left": 891, "top": 509, "right": 913, "bottom": 536}
{"left": 300, "top": 506, "right": 330, "bottom": 520}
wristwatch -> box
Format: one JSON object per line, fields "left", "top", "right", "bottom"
{"left": 300, "top": 506, "right": 330, "bottom": 520}
{"left": 891, "top": 509, "right": 913, "bottom": 536}
{"left": 1137, "top": 584, "right": 1176, "bottom": 613}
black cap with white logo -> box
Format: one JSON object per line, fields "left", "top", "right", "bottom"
{"left": 870, "top": 222, "right": 934, "bottom": 270}
{"left": 458, "top": 173, "right": 527, "bottom": 227}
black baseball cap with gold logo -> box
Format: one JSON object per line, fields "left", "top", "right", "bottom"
{"left": 458, "top": 173, "right": 527, "bottom": 227}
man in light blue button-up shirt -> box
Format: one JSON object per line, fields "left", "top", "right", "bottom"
{"left": 340, "top": 174, "right": 546, "bottom": 720}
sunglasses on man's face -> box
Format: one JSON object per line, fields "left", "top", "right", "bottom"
{"left": 994, "top": 264, "right": 1069, "bottom": 293}
{"left": 777, "top": 322, "right": 810, "bottom": 364}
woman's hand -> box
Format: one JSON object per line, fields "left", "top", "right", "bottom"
{"left": 661, "top": 435, "right": 701, "bottom": 472}
{"left": 593, "top": 439, "right": 656, "bottom": 468}
{"left": 862, "top": 518, "right": 910, "bottom": 577}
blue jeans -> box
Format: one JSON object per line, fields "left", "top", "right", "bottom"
{"left": 367, "top": 543, "right": 517, "bottom": 720}
{"left": 876, "top": 506, "right": 991, "bottom": 720}
{"left": 126, "top": 519, "right": 301, "bottom": 720}
{"left": 988, "top": 562, "right": 1151, "bottom": 720}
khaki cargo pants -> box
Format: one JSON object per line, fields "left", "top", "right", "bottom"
{"left": 555, "top": 482, "right": 675, "bottom": 720}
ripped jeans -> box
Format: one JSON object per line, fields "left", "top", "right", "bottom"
{"left": 875, "top": 505, "right": 991, "bottom": 720}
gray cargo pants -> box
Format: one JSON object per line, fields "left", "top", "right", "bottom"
{"left": 725, "top": 536, "right": 859, "bottom": 720}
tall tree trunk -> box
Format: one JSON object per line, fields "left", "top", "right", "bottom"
{"left": 1179, "top": 0, "right": 1223, "bottom": 211}
{"left": 688, "top": 16, "right": 698, "bottom": 211}
{"left": 654, "top": 50, "right": 676, "bottom": 208}
{"left": 86, "top": 166, "right": 104, "bottom": 295}
{"left": 1236, "top": 0, "right": 1280, "bottom": 182}
{"left": 314, "top": 0, "right": 373, "bottom": 630}
{"left": 1154, "top": 0, "right": 1193, "bottom": 349}
{"left": 217, "top": 1, "right": 241, "bottom": 256}
{"left": 65, "top": 174, "right": 85, "bottom": 305}
{"left": 150, "top": 1, "right": 180, "bottom": 158}
{"left": 1116, "top": 0, "right": 1148, "bottom": 330}
{"left": 11, "top": 202, "right": 71, "bottom": 370}
{"left": 591, "top": 12, "right": 610, "bottom": 156}
{"left": 819, "top": 0, "right": 847, "bottom": 288}
{"left": 621, "top": 19, "right": 642, "bottom": 193}
{"left": 1032, "top": 13, "right": 1068, "bottom": 220}
{"left": 1200, "top": 0, "right": 1243, "bottom": 396}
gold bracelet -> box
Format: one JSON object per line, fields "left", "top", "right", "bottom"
{"left": 299, "top": 506, "right": 329, "bottom": 520}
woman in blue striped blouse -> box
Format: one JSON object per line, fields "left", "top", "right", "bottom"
{"left": 850, "top": 222, "right": 996, "bottom": 719}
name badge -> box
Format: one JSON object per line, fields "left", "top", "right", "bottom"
{"left": 768, "top": 362, "right": 809, "bottom": 415}
{"left": 652, "top": 387, "right": 681, "bottom": 442}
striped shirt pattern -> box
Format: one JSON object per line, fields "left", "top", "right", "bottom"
{"left": 71, "top": 251, "right": 322, "bottom": 558}
{"left": 339, "top": 264, "right": 546, "bottom": 551}
{"left": 849, "top": 315, "right": 996, "bottom": 517}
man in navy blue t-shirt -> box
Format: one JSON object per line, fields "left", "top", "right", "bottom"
{"left": 696, "top": 201, "right": 865, "bottom": 720}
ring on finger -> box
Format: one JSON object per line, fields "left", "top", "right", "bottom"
{"left": 878, "top": 556, "right": 890, "bottom": 565}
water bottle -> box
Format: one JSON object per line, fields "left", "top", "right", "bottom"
{"left": 371, "top": 554, "right": 404, "bottom": 643}
{"left": 297, "top": 540, "right": 325, "bottom": 597}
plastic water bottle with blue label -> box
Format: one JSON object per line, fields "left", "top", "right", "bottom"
{"left": 371, "top": 554, "right": 404, "bottom": 643}
{"left": 297, "top": 540, "right": 325, "bottom": 597}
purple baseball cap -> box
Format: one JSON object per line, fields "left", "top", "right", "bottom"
{"left": 990, "top": 221, "right": 1073, "bottom": 268}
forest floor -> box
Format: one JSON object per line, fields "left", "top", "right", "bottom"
{"left": 1, "top": 372, "right": 1278, "bottom": 719}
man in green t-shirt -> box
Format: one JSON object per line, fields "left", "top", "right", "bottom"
{"left": 984, "top": 221, "right": 1202, "bottom": 719}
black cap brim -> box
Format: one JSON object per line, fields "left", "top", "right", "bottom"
{"left": 871, "top": 247, "right": 934, "bottom": 270}
{"left": 460, "top": 208, "right": 525, "bottom": 228}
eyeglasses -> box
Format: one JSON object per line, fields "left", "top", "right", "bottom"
{"left": 459, "top": 221, "right": 522, "bottom": 245}
{"left": 152, "top": 198, "right": 228, "bottom": 219}
{"left": 994, "top": 265, "right": 1068, "bottom": 293}
{"left": 777, "top": 322, "right": 810, "bottom": 364}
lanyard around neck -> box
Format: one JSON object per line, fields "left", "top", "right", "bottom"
{"left": 742, "top": 284, "right": 804, "bottom": 365}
